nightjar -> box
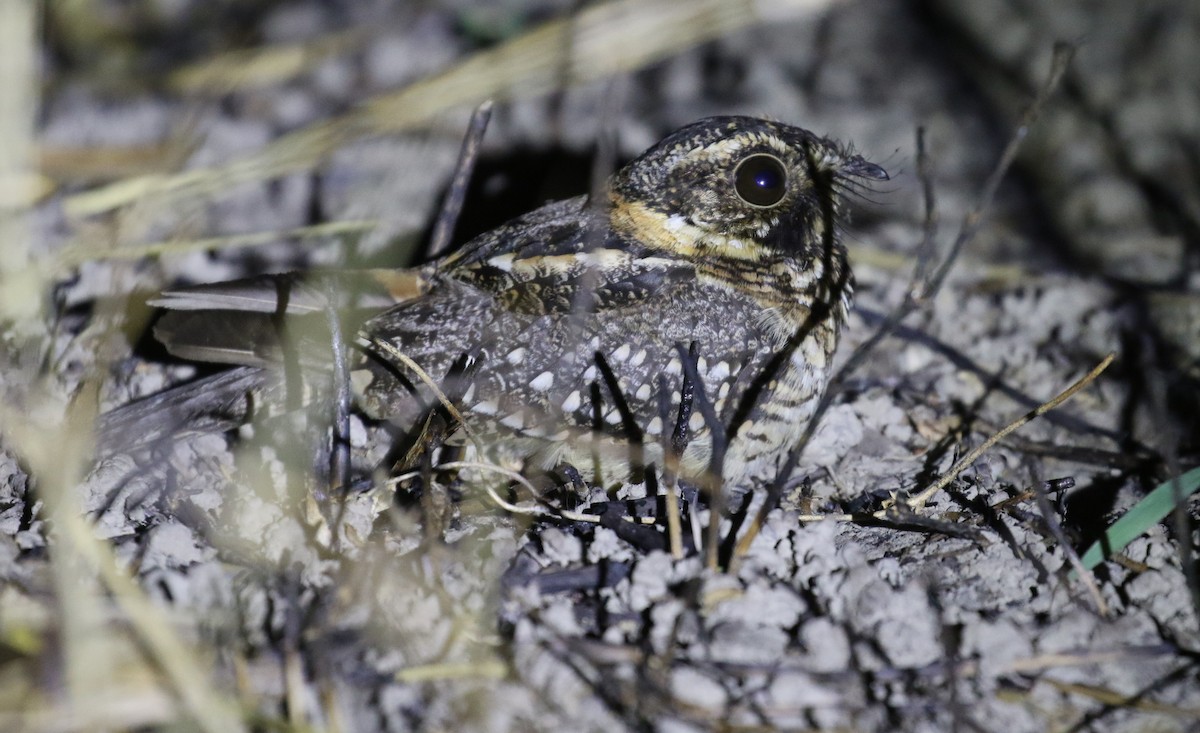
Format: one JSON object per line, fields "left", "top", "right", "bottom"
{"left": 101, "top": 116, "right": 886, "bottom": 493}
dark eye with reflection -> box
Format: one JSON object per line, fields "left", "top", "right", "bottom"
{"left": 733, "top": 154, "right": 788, "bottom": 207}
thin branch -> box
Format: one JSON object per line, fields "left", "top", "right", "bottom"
{"left": 387, "top": 461, "right": 656, "bottom": 526}
{"left": 364, "top": 337, "right": 484, "bottom": 457}
{"left": 657, "top": 374, "right": 685, "bottom": 558}
{"left": 671, "top": 356, "right": 697, "bottom": 458}
{"left": 909, "top": 126, "right": 940, "bottom": 295}
{"left": 833, "top": 45, "right": 1075, "bottom": 405}
{"left": 594, "top": 350, "right": 645, "bottom": 465}
{"left": 1029, "top": 476, "right": 1109, "bottom": 616}
{"left": 1137, "top": 328, "right": 1200, "bottom": 626}
{"left": 921, "top": 43, "right": 1074, "bottom": 301}
{"left": 732, "top": 449, "right": 799, "bottom": 559}
{"left": 427, "top": 100, "right": 493, "bottom": 258}
{"left": 757, "top": 43, "right": 1076, "bottom": 531}
{"left": 323, "top": 282, "right": 351, "bottom": 495}
{"left": 902, "top": 353, "right": 1114, "bottom": 511}
{"left": 730, "top": 354, "right": 1114, "bottom": 543}
{"left": 675, "top": 342, "right": 727, "bottom": 570}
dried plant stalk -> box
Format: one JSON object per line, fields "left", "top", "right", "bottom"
{"left": 64, "top": 0, "right": 840, "bottom": 219}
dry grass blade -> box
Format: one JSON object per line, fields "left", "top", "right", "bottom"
{"left": 64, "top": 0, "right": 841, "bottom": 219}
{"left": 730, "top": 47, "right": 1076, "bottom": 563}
{"left": 919, "top": 42, "right": 1074, "bottom": 301}
{"left": 0, "top": 0, "right": 39, "bottom": 325}
{"left": 365, "top": 338, "right": 483, "bottom": 455}
{"left": 70, "top": 513, "right": 247, "bottom": 733}
{"left": 663, "top": 471, "right": 685, "bottom": 558}
{"left": 996, "top": 647, "right": 1179, "bottom": 675}
{"left": 39, "top": 141, "right": 182, "bottom": 182}
{"left": 657, "top": 377, "right": 686, "bottom": 559}
{"left": 732, "top": 354, "right": 1115, "bottom": 548}
{"left": 675, "top": 342, "right": 727, "bottom": 569}
{"left": 324, "top": 284, "right": 352, "bottom": 494}
{"left": 1039, "top": 678, "right": 1200, "bottom": 717}
{"left": 53, "top": 220, "right": 376, "bottom": 268}
{"left": 3, "top": 386, "right": 246, "bottom": 732}
{"left": 395, "top": 660, "right": 509, "bottom": 684}
{"left": 169, "top": 30, "right": 363, "bottom": 94}
{"left": 903, "top": 353, "right": 1115, "bottom": 511}
{"left": 389, "top": 461, "right": 655, "bottom": 526}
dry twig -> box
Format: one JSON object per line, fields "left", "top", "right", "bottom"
{"left": 732, "top": 43, "right": 1077, "bottom": 559}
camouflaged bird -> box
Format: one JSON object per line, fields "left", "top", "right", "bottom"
{"left": 101, "top": 116, "right": 886, "bottom": 493}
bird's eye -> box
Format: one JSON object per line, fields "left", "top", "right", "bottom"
{"left": 733, "top": 154, "right": 788, "bottom": 207}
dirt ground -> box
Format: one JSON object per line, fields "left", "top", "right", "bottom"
{"left": 1, "top": 1, "right": 1198, "bottom": 731}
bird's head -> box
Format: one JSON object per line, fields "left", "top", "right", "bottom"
{"left": 609, "top": 116, "right": 887, "bottom": 263}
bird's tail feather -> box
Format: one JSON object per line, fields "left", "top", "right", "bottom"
{"left": 96, "top": 268, "right": 430, "bottom": 456}
{"left": 95, "top": 366, "right": 275, "bottom": 456}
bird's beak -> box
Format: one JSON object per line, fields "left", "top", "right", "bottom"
{"left": 842, "top": 156, "right": 889, "bottom": 181}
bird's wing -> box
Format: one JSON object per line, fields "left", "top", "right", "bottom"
{"left": 438, "top": 196, "right": 695, "bottom": 315}
{"left": 95, "top": 366, "right": 272, "bottom": 455}
{"left": 150, "top": 268, "right": 428, "bottom": 314}
{"left": 150, "top": 269, "right": 431, "bottom": 367}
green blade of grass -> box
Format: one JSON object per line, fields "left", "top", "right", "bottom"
{"left": 1079, "top": 466, "right": 1200, "bottom": 570}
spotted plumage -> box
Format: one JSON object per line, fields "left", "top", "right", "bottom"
{"left": 105, "top": 116, "right": 886, "bottom": 493}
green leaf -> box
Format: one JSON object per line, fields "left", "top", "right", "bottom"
{"left": 1078, "top": 466, "right": 1200, "bottom": 570}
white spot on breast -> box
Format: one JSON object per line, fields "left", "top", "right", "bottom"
{"left": 500, "top": 413, "right": 525, "bottom": 430}
{"left": 646, "top": 416, "right": 663, "bottom": 435}
{"left": 611, "top": 344, "right": 631, "bottom": 362}
{"left": 635, "top": 383, "right": 651, "bottom": 401}
{"left": 561, "top": 390, "right": 582, "bottom": 413}
{"left": 506, "top": 347, "right": 526, "bottom": 365}
{"left": 688, "top": 411, "right": 705, "bottom": 432}
{"left": 529, "top": 371, "right": 554, "bottom": 391}
{"left": 474, "top": 400, "right": 499, "bottom": 416}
